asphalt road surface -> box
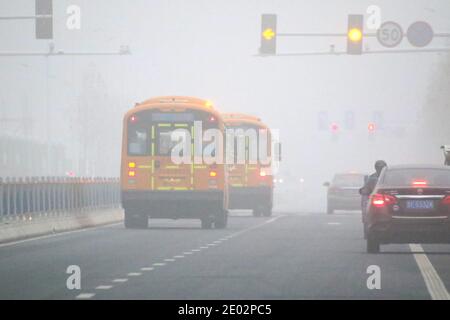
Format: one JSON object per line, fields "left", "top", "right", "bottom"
{"left": 0, "top": 210, "right": 449, "bottom": 300}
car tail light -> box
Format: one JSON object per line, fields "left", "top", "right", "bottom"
{"left": 371, "top": 193, "right": 397, "bottom": 208}
{"left": 259, "top": 170, "right": 267, "bottom": 177}
{"left": 442, "top": 195, "right": 450, "bottom": 205}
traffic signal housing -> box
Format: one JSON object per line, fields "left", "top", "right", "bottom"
{"left": 260, "top": 14, "right": 277, "bottom": 55}
{"left": 347, "top": 14, "right": 363, "bottom": 55}
{"left": 35, "top": 0, "right": 53, "bottom": 39}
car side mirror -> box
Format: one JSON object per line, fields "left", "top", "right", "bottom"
{"left": 323, "top": 182, "right": 330, "bottom": 187}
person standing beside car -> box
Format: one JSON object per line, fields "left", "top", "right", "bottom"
{"left": 360, "top": 160, "right": 387, "bottom": 238}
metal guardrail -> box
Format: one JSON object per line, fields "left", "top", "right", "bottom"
{"left": 0, "top": 177, "right": 120, "bottom": 221}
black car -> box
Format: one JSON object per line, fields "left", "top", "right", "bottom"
{"left": 324, "top": 173, "right": 366, "bottom": 214}
{"left": 365, "top": 165, "right": 450, "bottom": 253}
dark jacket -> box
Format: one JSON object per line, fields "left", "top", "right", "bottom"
{"left": 360, "top": 172, "right": 380, "bottom": 196}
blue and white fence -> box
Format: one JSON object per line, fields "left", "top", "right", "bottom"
{"left": 0, "top": 177, "right": 120, "bottom": 221}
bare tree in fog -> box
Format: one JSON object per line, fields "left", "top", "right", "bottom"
{"left": 421, "top": 56, "right": 450, "bottom": 150}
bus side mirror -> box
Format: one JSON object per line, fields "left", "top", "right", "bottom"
{"left": 274, "top": 142, "right": 282, "bottom": 162}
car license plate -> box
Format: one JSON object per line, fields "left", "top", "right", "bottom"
{"left": 406, "top": 200, "right": 434, "bottom": 210}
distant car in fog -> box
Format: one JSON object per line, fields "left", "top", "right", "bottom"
{"left": 324, "top": 173, "right": 366, "bottom": 214}
{"left": 364, "top": 165, "right": 450, "bottom": 253}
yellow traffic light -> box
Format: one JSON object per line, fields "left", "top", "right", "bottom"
{"left": 262, "top": 28, "right": 275, "bottom": 41}
{"left": 347, "top": 14, "right": 364, "bottom": 55}
{"left": 348, "top": 28, "right": 362, "bottom": 42}
{"left": 260, "top": 14, "right": 277, "bottom": 55}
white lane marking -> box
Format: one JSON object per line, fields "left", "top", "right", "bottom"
{"left": 76, "top": 293, "right": 95, "bottom": 299}
{"left": 76, "top": 214, "right": 284, "bottom": 298}
{"left": 219, "top": 238, "right": 228, "bottom": 241}
{"left": 96, "top": 285, "right": 113, "bottom": 290}
{"left": 0, "top": 222, "right": 122, "bottom": 248}
{"left": 153, "top": 263, "right": 166, "bottom": 266}
{"left": 327, "top": 222, "right": 341, "bottom": 225}
{"left": 265, "top": 217, "right": 279, "bottom": 223}
{"left": 141, "top": 267, "right": 154, "bottom": 271}
{"left": 231, "top": 215, "right": 284, "bottom": 238}
{"left": 173, "top": 255, "right": 184, "bottom": 259}
{"left": 409, "top": 244, "right": 450, "bottom": 300}
{"left": 112, "top": 278, "right": 128, "bottom": 283}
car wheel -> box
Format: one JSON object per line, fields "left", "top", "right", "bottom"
{"left": 214, "top": 210, "right": 228, "bottom": 229}
{"left": 201, "top": 217, "right": 213, "bottom": 229}
{"left": 366, "top": 235, "right": 380, "bottom": 254}
{"left": 124, "top": 210, "right": 148, "bottom": 229}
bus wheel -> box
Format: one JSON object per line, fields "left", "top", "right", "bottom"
{"left": 214, "top": 210, "right": 228, "bottom": 229}
{"left": 124, "top": 211, "right": 148, "bottom": 229}
{"left": 262, "top": 206, "right": 272, "bottom": 217}
{"left": 201, "top": 217, "right": 213, "bottom": 229}
{"left": 252, "top": 208, "right": 262, "bottom": 217}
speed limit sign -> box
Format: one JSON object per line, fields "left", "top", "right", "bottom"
{"left": 377, "top": 21, "right": 404, "bottom": 48}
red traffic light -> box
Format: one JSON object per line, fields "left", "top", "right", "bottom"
{"left": 330, "top": 122, "right": 339, "bottom": 133}
{"left": 368, "top": 123, "right": 376, "bottom": 132}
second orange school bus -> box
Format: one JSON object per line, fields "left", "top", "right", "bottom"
{"left": 120, "top": 96, "right": 228, "bottom": 229}
{"left": 222, "top": 113, "right": 274, "bottom": 217}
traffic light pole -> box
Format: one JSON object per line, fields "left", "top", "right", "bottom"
{"left": 257, "top": 47, "right": 450, "bottom": 57}
{"left": 0, "top": 51, "right": 131, "bottom": 57}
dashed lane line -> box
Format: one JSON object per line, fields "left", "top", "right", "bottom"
{"left": 96, "top": 285, "right": 113, "bottom": 290}
{"left": 76, "top": 293, "right": 95, "bottom": 299}
{"left": 127, "top": 272, "right": 142, "bottom": 277}
{"left": 141, "top": 267, "right": 154, "bottom": 271}
{"left": 153, "top": 263, "right": 166, "bottom": 267}
{"left": 76, "top": 215, "right": 285, "bottom": 300}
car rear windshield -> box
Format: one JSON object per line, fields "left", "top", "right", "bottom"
{"left": 382, "top": 168, "right": 450, "bottom": 187}
{"left": 332, "top": 174, "right": 364, "bottom": 187}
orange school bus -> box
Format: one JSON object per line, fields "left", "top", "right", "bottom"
{"left": 121, "top": 96, "right": 228, "bottom": 229}
{"left": 222, "top": 113, "right": 274, "bottom": 217}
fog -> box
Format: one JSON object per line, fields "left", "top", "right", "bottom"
{"left": 1, "top": 0, "right": 450, "bottom": 212}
